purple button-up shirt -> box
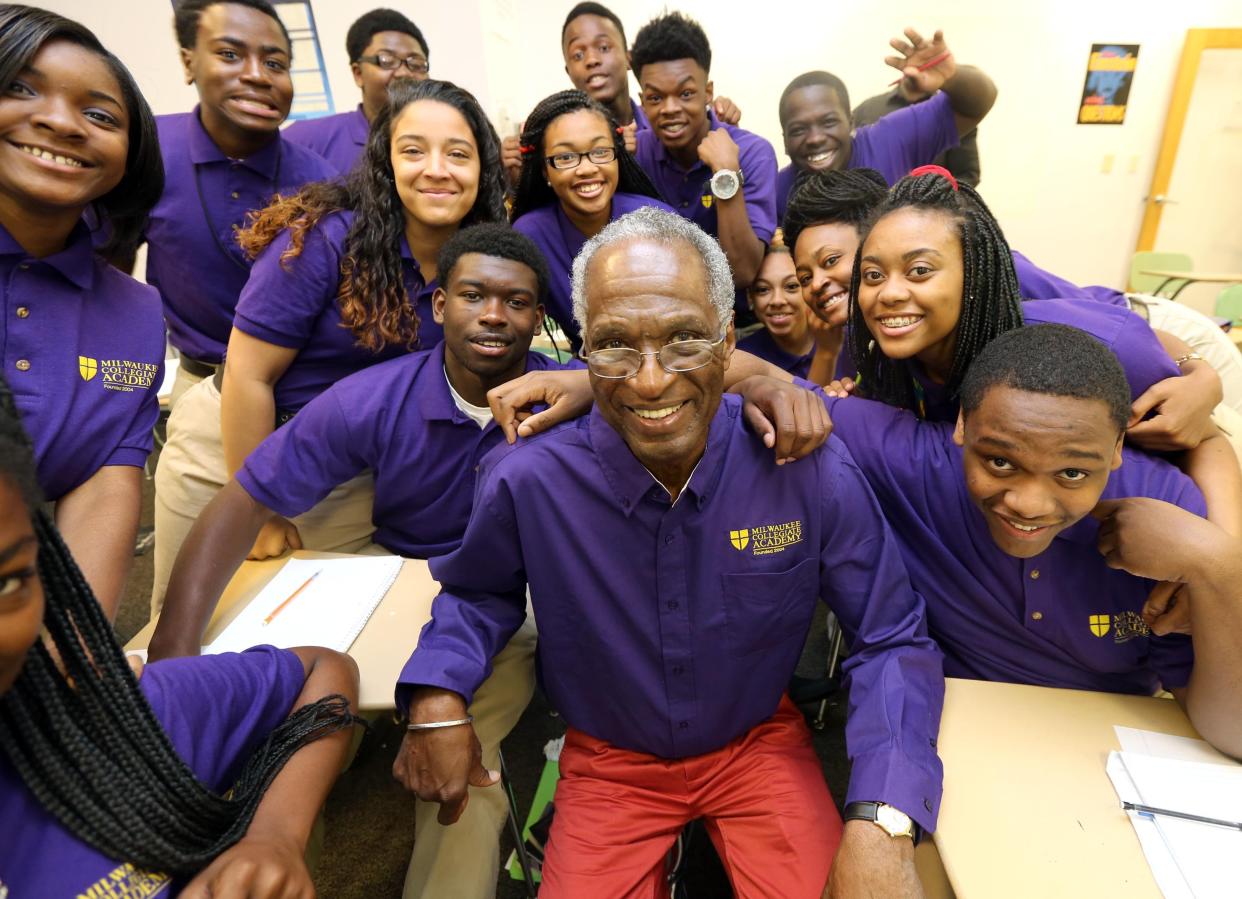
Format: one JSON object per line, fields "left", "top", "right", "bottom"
{"left": 1, "top": 221, "right": 164, "bottom": 501}
{"left": 819, "top": 394, "right": 1201, "bottom": 694}
{"left": 1012, "top": 250, "right": 1127, "bottom": 306}
{"left": 239, "top": 345, "right": 564, "bottom": 557}
{"left": 401, "top": 395, "right": 945, "bottom": 830}
{"left": 231, "top": 210, "right": 441, "bottom": 411}
{"left": 0, "top": 646, "right": 302, "bottom": 896}
{"left": 777, "top": 92, "right": 959, "bottom": 223}
{"left": 512, "top": 192, "right": 674, "bottom": 351}
{"left": 736, "top": 327, "right": 815, "bottom": 379}
{"left": 146, "top": 109, "right": 335, "bottom": 362}
{"left": 283, "top": 105, "right": 370, "bottom": 177}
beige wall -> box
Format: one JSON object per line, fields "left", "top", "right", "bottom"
{"left": 35, "top": 0, "right": 1242, "bottom": 299}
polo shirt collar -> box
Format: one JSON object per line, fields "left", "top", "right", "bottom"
{"left": 416, "top": 343, "right": 461, "bottom": 423}
{"left": 350, "top": 105, "right": 369, "bottom": 146}
{"left": 187, "top": 105, "right": 282, "bottom": 178}
{"left": 0, "top": 219, "right": 94, "bottom": 290}
{"left": 589, "top": 397, "right": 731, "bottom": 515}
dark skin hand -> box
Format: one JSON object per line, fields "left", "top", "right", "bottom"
{"left": 392, "top": 687, "right": 498, "bottom": 825}
{"left": 825, "top": 821, "right": 922, "bottom": 898}
{"left": 486, "top": 355, "right": 830, "bottom": 463}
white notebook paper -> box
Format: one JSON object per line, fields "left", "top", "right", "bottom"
{"left": 207, "top": 556, "right": 402, "bottom": 655}
{"left": 1107, "top": 726, "right": 1242, "bottom": 899}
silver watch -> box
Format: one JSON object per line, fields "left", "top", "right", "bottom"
{"left": 710, "top": 168, "right": 743, "bottom": 201}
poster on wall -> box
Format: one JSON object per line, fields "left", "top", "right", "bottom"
{"left": 1078, "top": 44, "right": 1140, "bottom": 124}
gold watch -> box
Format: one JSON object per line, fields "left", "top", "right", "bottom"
{"left": 843, "top": 801, "right": 919, "bottom": 840}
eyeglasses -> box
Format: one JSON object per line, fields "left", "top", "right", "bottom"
{"left": 546, "top": 147, "right": 617, "bottom": 170}
{"left": 580, "top": 333, "right": 729, "bottom": 379}
{"left": 358, "top": 52, "right": 429, "bottom": 75}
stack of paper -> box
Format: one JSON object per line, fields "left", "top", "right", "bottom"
{"left": 1106, "top": 726, "right": 1242, "bottom": 898}
{"left": 207, "top": 556, "right": 402, "bottom": 655}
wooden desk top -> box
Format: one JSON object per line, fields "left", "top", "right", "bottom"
{"left": 1139, "top": 269, "right": 1242, "bottom": 283}
{"left": 934, "top": 678, "right": 1201, "bottom": 898}
{"left": 126, "top": 551, "right": 439, "bottom": 711}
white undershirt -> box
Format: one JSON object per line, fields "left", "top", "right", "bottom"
{"left": 445, "top": 368, "right": 493, "bottom": 429}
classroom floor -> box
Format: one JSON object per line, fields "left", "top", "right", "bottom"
{"left": 115, "top": 458, "right": 853, "bottom": 898}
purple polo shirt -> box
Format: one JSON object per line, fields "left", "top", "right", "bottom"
{"left": 777, "top": 92, "right": 959, "bottom": 223}
{"left": 1, "top": 221, "right": 164, "bottom": 501}
{"left": 232, "top": 210, "right": 441, "bottom": 411}
{"left": 820, "top": 394, "right": 1201, "bottom": 694}
{"left": 283, "top": 105, "right": 370, "bottom": 177}
{"left": 901, "top": 299, "right": 1180, "bottom": 423}
{"left": 512, "top": 192, "right": 674, "bottom": 351}
{"left": 0, "top": 646, "right": 304, "bottom": 896}
{"left": 146, "top": 108, "right": 335, "bottom": 363}
{"left": 238, "top": 345, "right": 564, "bottom": 557}
{"left": 1012, "top": 250, "right": 1127, "bottom": 306}
{"left": 634, "top": 111, "right": 778, "bottom": 244}
{"left": 401, "top": 395, "right": 945, "bottom": 831}
{"left": 629, "top": 97, "right": 650, "bottom": 131}
{"left": 736, "top": 327, "right": 814, "bottom": 379}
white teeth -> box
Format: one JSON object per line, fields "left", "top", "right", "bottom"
{"left": 633, "top": 402, "right": 685, "bottom": 420}
{"left": 575, "top": 183, "right": 603, "bottom": 197}
{"left": 1009, "top": 521, "right": 1041, "bottom": 532}
{"left": 879, "top": 315, "right": 922, "bottom": 328}
{"left": 477, "top": 340, "right": 506, "bottom": 348}
{"left": 819, "top": 294, "right": 845, "bottom": 309}
{"left": 20, "top": 145, "right": 82, "bottom": 167}
{"left": 808, "top": 151, "right": 835, "bottom": 165}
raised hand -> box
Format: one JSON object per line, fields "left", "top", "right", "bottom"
{"left": 885, "top": 28, "right": 956, "bottom": 97}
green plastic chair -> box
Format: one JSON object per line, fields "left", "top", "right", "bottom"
{"left": 1215, "top": 283, "right": 1242, "bottom": 326}
{"left": 1129, "top": 251, "right": 1193, "bottom": 297}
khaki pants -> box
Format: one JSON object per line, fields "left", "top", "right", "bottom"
{"left": 167, "top": 361, "right": 207, "bottom": 411}
{"left": 403, "top": 615, "right": 538, "bottom": 899}
{"left": 151, "top": 376, "right": 377, "bottom": 614}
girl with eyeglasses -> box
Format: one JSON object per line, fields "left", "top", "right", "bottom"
{"left": 511, "top": 90, "right": 672, "bottom": 353}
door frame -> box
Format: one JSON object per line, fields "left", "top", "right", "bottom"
{"left": 1136, "top": 28, "right": 1242, "bottom": 252}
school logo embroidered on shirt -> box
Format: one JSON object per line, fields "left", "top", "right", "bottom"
{"left": 1111, "top": 611, "right": 1151, "bottom": 643}
{"left": 80, "top": 356, "right": 159, "bottom": 393}
{"left": 77, "top": 862, "right": 169, "bottom": 898}
{"left": 700, "top": 194, "right": 713, "bottom": 209}
{"left": 1089, "top": 614, "right": 1110, "bottom": 637}
{"left": 730, "top": 520, "right": 803, "bottom": 556}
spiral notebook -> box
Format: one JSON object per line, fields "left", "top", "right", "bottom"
{"left": 206, "top": 556, "right": 403, "bottom": 655}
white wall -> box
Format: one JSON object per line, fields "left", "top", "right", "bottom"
{"left": 35, "top": 0, "right": 1242, "bottom": 299}
{"left": 482, "top": 0, "right": 1242, "bottom": 295}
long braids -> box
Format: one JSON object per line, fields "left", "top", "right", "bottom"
{"left": 510, "top": 89, "right": 662, "bottom": 222}
{"left": 237, "top": 79, "right": 507, "bottom": 354}
{"left": 781, "top": 167, "right": 888, "bottom": 259}
{"left": 0, "top": 380, "right": 358, "bottom": 877}
{"left": 848, "top": 170, "right": 1024, "bottom": 413}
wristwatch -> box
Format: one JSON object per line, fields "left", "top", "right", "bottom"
{"left": 843, "top": 801, "right": 921, "bottom": 841}
{"left": 710, "top": 168, "right": 743, "bottom": 201}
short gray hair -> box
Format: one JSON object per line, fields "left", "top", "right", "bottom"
{"left": 570, "top": 206, "right": 735, "bottom": 342}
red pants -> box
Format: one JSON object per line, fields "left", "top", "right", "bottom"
{"left": 540, "top": 696, "right": 843, "bottom": 899}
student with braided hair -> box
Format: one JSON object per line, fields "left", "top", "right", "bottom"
{"left": 0, "top": 379, "right": 360, "bottom": 896}
{"left": 151, "top": 78, "right": 507, "bottom": 613}
{"left": 511, "top": 89, "right": 671, "bottom": 351}
{"left": 841, "top": 167, "right": 1242, "bottom": 544}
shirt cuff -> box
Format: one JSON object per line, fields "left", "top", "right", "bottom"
{"left": 236, "top": 465, "right": 309, "bottom": 520}
{"left": 394, "top": 646, "right": 490, "bottom": 715}
{"left": 232, "top": 312, "right": 310, "bottom": 350}
{"left": 845, "top": 746, "right": 944, "bottom": 834}
{"left": 102, "top": 447, "right": 152, "bottom": 470}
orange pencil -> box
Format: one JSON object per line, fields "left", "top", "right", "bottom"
{"left": 263, "top": 569, "right": 322, "bottom": 626}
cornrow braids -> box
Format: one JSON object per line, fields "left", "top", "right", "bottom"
{"left": 0, "top": 378, "right": 359, "bottom": 878}
{"left": 510, "top": 90, "right": 662, "bottom": 222}
{"left": 847, "top": 172, "right": 1024, "bottom": 414}
{"left": 781, "top": 167, "right": 888, "bottom": 257}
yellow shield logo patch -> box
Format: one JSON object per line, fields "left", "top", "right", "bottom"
{"left": 700, "top": 194, "right": 713, "bottom": 209}
{"left": 729, "top": 529, "right": 749, "bottom": 551}
{"left": 1089, "top": 614, "right": 1110, "bottom": 637}
{"left": 78, "top": 356, "right": 98, "bottom": 381}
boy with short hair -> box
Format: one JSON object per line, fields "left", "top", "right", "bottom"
{"left": 283, "top": 8, "right": 429, "bottom": 174}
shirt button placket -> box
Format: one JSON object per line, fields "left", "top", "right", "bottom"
{"left": 657, "top": 516, "right": 694, "bottom": 753}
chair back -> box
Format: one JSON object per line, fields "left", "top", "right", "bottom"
{"left": 1129, "top": 251, "right": 1193, "bottom": 295}
{"left": 1215, "top": 283, "right": 1242, "bottom": 325}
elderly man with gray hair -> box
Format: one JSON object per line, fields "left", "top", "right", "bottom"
{"left": 397, "top": 207, "right": 944, "bottom": 898}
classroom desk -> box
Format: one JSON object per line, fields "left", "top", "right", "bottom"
{"left": 931, "top": 677, "right": 1201, "bottom": 898}
{"left": 1139, "top": 268, "right": 1242, "bottom": 300}
{"left": 126, "top": 551, "right": 437, "bottom": 711}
